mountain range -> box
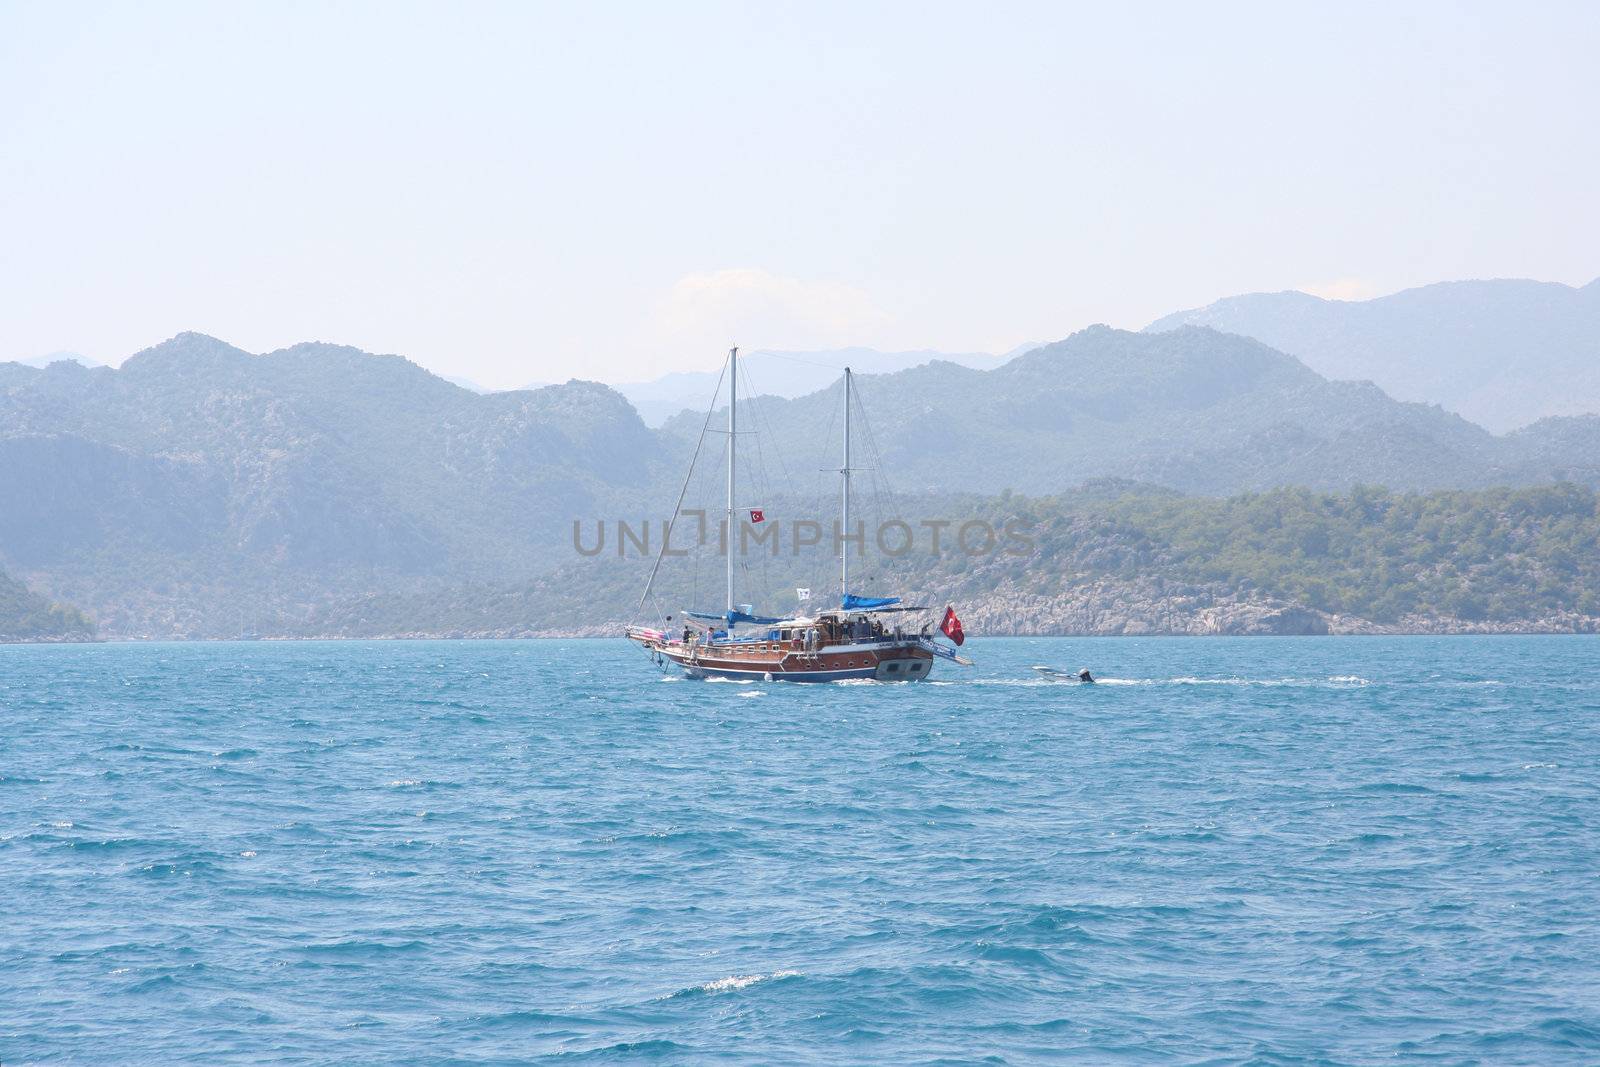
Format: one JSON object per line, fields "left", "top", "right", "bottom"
{"left": 660, "top": 325, "right": 1599, "bottom": 496}
{"left": 1147, "top": 277, "right": 1600, "bottom": 432}
{"left": 15, "top": 351, "right": 99, "bottom": 370}
{"left": 0, "top": 333, "right": 664, "bottom": 634}
{"left": 3, "top": 279, "right": 1599, "bottom": 639}
{"left": 613, "top": 346, "right": 1009, "bottom": 425}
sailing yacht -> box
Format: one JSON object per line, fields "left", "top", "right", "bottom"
{"left": 625, "top": 347, "right": 969, "bottom": 682}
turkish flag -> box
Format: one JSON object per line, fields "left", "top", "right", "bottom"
{"left": 749, "top": 509, "right": 765, "bottom": 523}
{"left": 941, "top": 606, "right": 965, "bottom": 646}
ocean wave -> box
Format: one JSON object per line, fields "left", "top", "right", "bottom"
{"left": 668, "top": 969, "right": 801, "bottom": 998}
{"left": 9, "top": 636, "right": 1598, "bottom": 1064}
{"left": 1161, "top": 675, "right": 1373, "bottom": 688}
{"left": 1354, "top": 781, "right": 1437, "bottom": 795}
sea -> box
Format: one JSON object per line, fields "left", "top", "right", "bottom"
{"left": 3, "top": 635, "right": 1599, "bottom": 1064}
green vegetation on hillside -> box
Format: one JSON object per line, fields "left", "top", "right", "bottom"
{"left": 983, "top": 482, "right": 1600, "bottom": 624}
{"left": 302, "top": 483, "right": 1600, "bottom": 636}
{"left": 0, "top": 568, "right": 95, "bottom": 641}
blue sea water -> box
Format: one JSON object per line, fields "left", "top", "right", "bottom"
{"left": 3, "top": 636, "right": 1599, "bottom": 1065}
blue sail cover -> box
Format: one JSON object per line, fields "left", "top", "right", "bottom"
{"left": 842, "top": 593, "right": 901, "bottom": 611}
{"left": 685, "top": 608, "right": 785, "bottom": 626}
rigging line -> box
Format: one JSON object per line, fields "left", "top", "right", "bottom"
{"left": 861, "top": 391, "right": 899, "bottom": 565}
{"left": 735, "top": 359, "right": 781, "bottom": 609}
{"left": 739, "top": 358, "right": 797, "bottom": 491}
{"left": 852, "top": 376, "right": 955, "bottom": 614}
{"left": 685, "top": 451, "right": 717, "bottom": 616}
{"left": 843, "top": 374, "right": 883, "bottom": 555}
{"left": 853, "top": 374, "right": 907, "bottom": 595}
{"left": 636, "top": 354, "right": 730, "bottom": 613}
{"left": 740, "top": 364, "right": 805, "bottom": 608}
{"left": 807, "top": 386, "right": 840, "bottom": 597}
{"left": 736, "top": 360, "right": 775, "bottom": 505}
{"left": 852, "top": 372, "right": 897, "bottom": 501}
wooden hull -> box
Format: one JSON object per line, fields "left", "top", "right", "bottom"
{"left": 640, "top": 638, "right": 936, "bottom": 682}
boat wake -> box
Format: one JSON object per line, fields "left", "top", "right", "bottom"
{"left": 968, "top": 675, "right": 1379, "bottom": 689}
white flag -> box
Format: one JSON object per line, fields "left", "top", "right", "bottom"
{"left": 796, "top": 587, "right": 811, "bottom": 601}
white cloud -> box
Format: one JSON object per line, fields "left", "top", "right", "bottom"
{"left": 647, "top": 268, "right": 893, "bottom": 360}
{"left": 1298, "top": 278, "right": 1382, "bottom": 302}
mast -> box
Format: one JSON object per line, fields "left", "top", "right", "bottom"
{"left": 726, "top": 346, "right": 737, "bottom": 617}
{"left": 841, "top": 366, "right": 851, "bottom": 606}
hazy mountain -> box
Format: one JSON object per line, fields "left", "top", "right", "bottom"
{"left": 442, "top": 375, "right": 551, "bottom": 393}
{"left": 663, "top": 325, "right": 1562, "bottom": 496}
{"left": 443, "top": 374, "right": 491, "bottom": 393}
{"left": 1145, "top": 278, "right": 1600, "bottom": 431}
{"left": 4, "top": 326, "right": 1597, "bottom": 639}
{"left": 0, "top": 333, "right": 662, "bottom": 635}
{"left": 996, "top": 340, "right": 1048, "bottom": 362}
{"left": 1502, "top": 415, "right": 1600, "bottom": 485}
{"left": 15, "top": 350, "right": 100, "bottom": 370}
{"left": 616, "top": 346, "right": 1004, "bottom": 425}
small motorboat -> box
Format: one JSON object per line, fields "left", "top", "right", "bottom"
{"left": 1031, "top": 665, "right": 1095, "bottom": 683}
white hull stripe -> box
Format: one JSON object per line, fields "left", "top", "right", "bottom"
{"left": 685, "top": 663, "right": 881, "bottom": 682}
{"left": 659, "top": 657, "right": 934, "bottom": 683}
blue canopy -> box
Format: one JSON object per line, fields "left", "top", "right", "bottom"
{"left": 841, "top": 593, "right": 901, "bottom": 611}
{"left": 686, "top": 608, "right": 785, "bottom": 626}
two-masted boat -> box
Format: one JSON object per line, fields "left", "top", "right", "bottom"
{"left": 625, "top": 347, "right": 968, "bottom": 682}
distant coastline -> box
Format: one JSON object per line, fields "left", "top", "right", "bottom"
{"left": 9, "top": 618, "right": 1596, "bottom": 646}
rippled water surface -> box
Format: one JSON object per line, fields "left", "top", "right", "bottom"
{"left": 4, "top": 636, "right": 1600, "bottom": 1064}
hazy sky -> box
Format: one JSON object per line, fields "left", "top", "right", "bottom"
{"left": 3, "top": 1, "right": 1597, "bottom": 387}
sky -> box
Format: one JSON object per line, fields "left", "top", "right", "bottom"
{"left": 2, "top": 1, "right": 1597, "bottom": 388}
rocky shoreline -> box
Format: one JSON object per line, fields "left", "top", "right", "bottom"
{"left": 0, "top": 630, "right": 100, "bottom": 644}
{"left": 946, "top": 580, "right": 1600, "bottom": 637}
{"left": 10, "top": 580, "right": 1598, "bottom": 643}
{"left": 77, "top": 613, "right": 1598, "bottom": 644}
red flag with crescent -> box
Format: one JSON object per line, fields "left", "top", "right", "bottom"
{"left": 941, "top": 606, "right": 965, "bottom": 646}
